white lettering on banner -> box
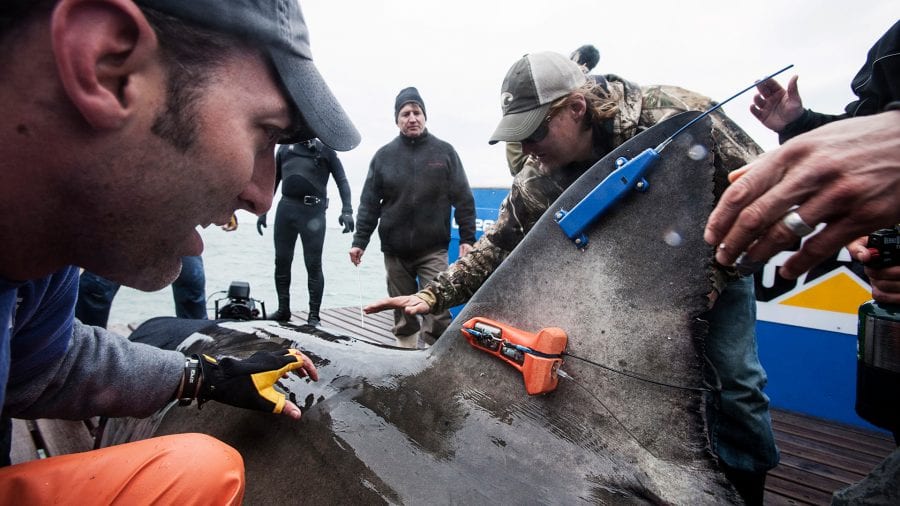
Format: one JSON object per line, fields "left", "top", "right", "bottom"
{"left": 452, "top": 219, "right": 496, "bottom": 232}
{"left": 476, "top": 219, "right": 495, "bottom": 232}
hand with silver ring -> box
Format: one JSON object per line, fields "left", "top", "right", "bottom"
{"left": 704, "top": 111, "right": 900, "bottom": 279}
{"left": 781, "top": 210, "right": 814, "bottom": 237}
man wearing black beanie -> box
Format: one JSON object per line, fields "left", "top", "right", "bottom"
{"left": 394, "top": 86, "right": 427, "bottom": 122}
{"left": 350, "top": 87, "right": 476, "bottom": 348}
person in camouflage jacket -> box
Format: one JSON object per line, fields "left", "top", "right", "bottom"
{"left": 366, "top": 52, "right": 779, "bottom": 505}
{"left": 417, "top": 74, "right": 760, "bottom": 314}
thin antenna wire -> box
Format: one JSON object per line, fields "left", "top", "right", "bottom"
{"left": 560, "top": 371, "right": 657, "bottom": 459}
{"left": 563, "top": 352, "right": 709, "bottom": 392}
{"left": 655, "top": 64, "right": 794, "bottom": 153}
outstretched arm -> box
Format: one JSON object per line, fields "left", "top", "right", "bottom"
{"left": 187, "top": 348, "right": 318, "bottom": 420}
{"left": 364, "top": 294, "right": 431, "bottom": 316}
{"left": 364, "top": 233, "right": 509, "bottom": 316}
{"left": 705, "top": 109, "right": 900, "bottom": 279}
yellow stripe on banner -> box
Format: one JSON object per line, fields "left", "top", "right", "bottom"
{"left": 780, "top": 271, "right": 872, "bottom": 314}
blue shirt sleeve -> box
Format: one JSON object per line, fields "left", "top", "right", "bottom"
{"left": 7, "top": 266, "right": 78, "bottom": 387}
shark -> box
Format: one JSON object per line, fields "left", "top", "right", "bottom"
{"left": 102, "top": 111, "right": 741, "bottom": 504}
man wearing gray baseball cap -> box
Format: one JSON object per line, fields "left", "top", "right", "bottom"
{"left": 0, "top": 0, "right": 356, "bottom": 502}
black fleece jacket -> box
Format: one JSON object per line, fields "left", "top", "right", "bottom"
{"left": 779, "top": 20, "right": 900, "bottom": 143}
{"left": 353, "top": 130, "right": 476, "bottom": 257}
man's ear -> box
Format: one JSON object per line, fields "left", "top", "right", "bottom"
{"left": 51, "top": 0, "right": 159, "bottom": 130}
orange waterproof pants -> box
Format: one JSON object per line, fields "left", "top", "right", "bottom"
{"left": 0, "top": 433, "right": 244, "bottom": 505}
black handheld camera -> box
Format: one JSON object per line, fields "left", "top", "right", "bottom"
{"left": 214, "top": 281, "right": 267, "bottom": 321}
{"left": 864, "top": 227, "right": 900, "bottom": 269}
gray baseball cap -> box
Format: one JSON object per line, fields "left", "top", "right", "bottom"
{"left": 489, "top": 52, "right": 586, "bottom": 145}
{"left": 136, "top": 0, "right": 360, "bottom": 151}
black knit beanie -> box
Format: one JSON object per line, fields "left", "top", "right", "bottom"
{"left": 394, "top": 87, "right": 426, "bottom": 122}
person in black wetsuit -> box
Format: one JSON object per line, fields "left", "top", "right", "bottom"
{"left": 257, "top": 139, "right": 354, "bottom": 326}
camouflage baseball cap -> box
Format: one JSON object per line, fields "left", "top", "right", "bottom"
{"left": 489, "top": 52, "right": 586, "bottom": 145}
{"left": 137, "top": 0, "right": 360, "bottom": 151}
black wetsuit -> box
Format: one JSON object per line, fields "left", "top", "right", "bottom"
{"left": 267, "top": 140, "right": 352, "bottom": 321}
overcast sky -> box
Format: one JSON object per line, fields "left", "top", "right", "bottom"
{"left": 292, "top": 1, "right": 896, "bottom": 200}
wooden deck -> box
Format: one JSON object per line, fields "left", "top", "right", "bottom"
{"left": 11, "top": 306, "right": 896, "bottom": 504}
{"left": 766, "top": 410, "right": 894, "bottom": 504}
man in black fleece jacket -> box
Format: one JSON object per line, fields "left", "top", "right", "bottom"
{"left": 350, "top": 87, "right": 476, "bottom": 348}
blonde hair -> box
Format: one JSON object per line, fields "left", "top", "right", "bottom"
{"left": 545, "top": 80, "right": 618, "bottom": 128}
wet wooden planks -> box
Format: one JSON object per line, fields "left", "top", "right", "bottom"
{"left": 292, "top": 305, "right": 436, "bottom": 348}
{"left": 300, "top": 305, "right": 397, "bottom": 345}
{"left": 765, "top": 409, "right": 895, "bottom": 504}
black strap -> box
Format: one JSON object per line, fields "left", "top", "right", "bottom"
{"left": 177, "top": 357, "right": 202, "bottom": 406}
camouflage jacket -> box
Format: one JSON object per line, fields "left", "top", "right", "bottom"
{"left": 417, "top": 75, "right": 763, "bottom": 314}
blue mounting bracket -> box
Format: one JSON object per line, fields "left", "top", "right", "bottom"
{"left": 554, "top": 147, "right": 660, "bottom": 248}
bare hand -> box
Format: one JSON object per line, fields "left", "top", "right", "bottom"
{"left": 866, "top": 265, "right": 900, "bottom": 305}
{"left": 750, "top": 75, "right": 803, "bottom": 132}
{"left": 459, "top": 243, "right": 473, "bottom": 258}
{"left": 365, "top": 295, "right": 431, "bottom": 316}
{"left": 349, "top": 247, "right": 364, "bottom": 266}
{"left": 704, "top": 110, "right": 900, "bottom": 279}
{"left": 848, "top": 236, "right": 900, "bottom": 305}
{"left": 279, "top": 349, "right": 318, "bottom": 420}
{"left": 290, "top": 349, "right": 320, "bottom": 382}
{"left": 281, "top": 400, "right": 303, "bottom": 420}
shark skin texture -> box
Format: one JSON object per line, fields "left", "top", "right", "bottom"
{"left": 104, "top": 111, "right": 741, "bottom": 504}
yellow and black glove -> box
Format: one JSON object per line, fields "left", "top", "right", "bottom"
{"left": 178, "top": 349, "right": 309, "bottom": 414}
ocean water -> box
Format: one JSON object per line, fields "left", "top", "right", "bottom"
{"left": 108, "top": 219, "right": 388, "bottom": 327}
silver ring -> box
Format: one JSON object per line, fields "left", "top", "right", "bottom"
{"left": 781, "top": 211, "right": 815, "bottom": 237}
